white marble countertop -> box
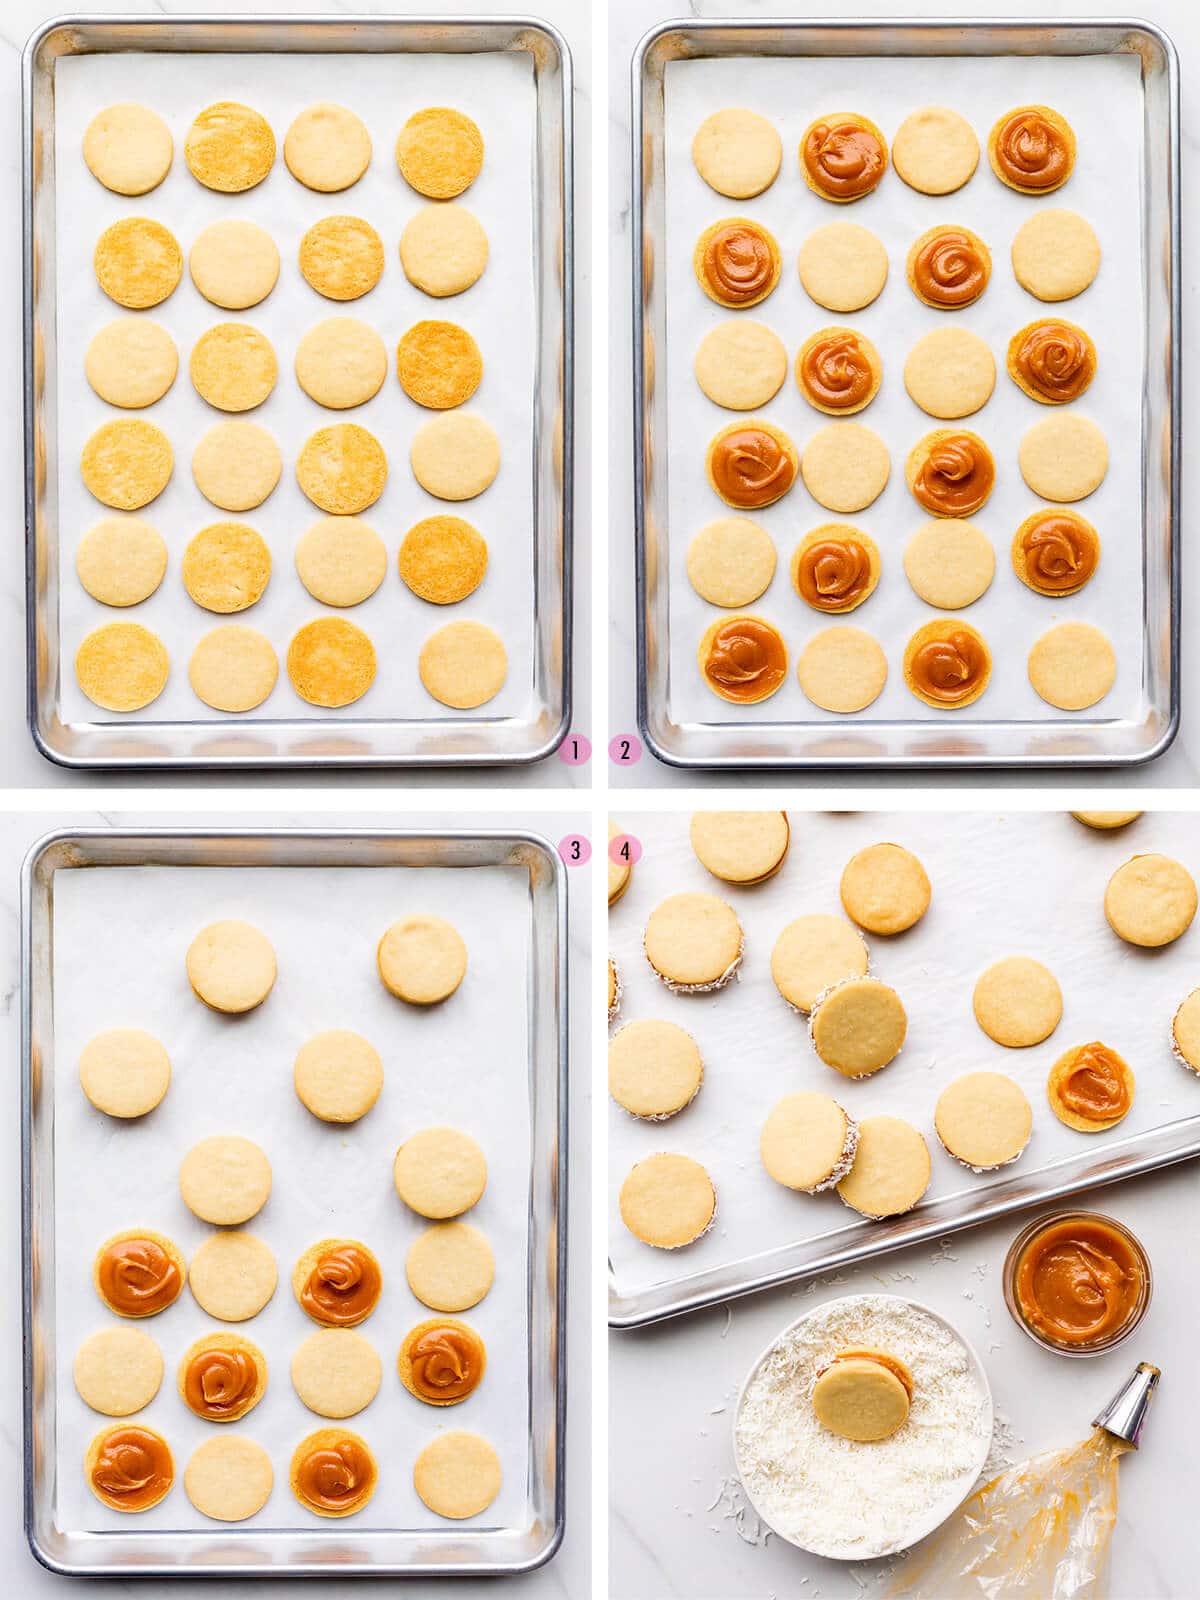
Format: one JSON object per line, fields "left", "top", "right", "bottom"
{"left": 0, "top": 808, "right": 591, "bottom": 1597}
{"left": 607, "top": 0, "right": 1200, "bottom": 789}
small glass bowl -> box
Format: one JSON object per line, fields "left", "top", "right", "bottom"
{"left": 1002, "top": 1209, "right": 1153, "bottom": 1358}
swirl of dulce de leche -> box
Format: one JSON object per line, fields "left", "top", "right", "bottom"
{"left": 1060, "top": 1042, "right": 1131, "bottom": 1121}
{"left": 299, "top": 1242, "right": 382, "bottom": 1326}
{"left": 89, "top": 1427, "right": 173, "bottom": 1511}
{"left": 795, "top": 536, "right": 873, "bottom": 610}
{"left": 709, "top": 426, "right": 795, "bottom": 508}
{"left": 799, "top": 332, "right": 875, "bottom": 410}
{"left": 701, "top": 221, "right": 775, "bottom": 304}
{"left": 294, "top": 1434, "right": 377, "bottom": 1516}
{"left": 1020, "top": 511, "right": 1098, "bottom": 593}
{"left": 993, "top": 108, "right": 1072, "bottom": 190}
{"left": 911, "top": 433, "right": 995, "bottom": 516}
{"left": 409, "top": 1323, "right": 486, "bottom": 1402}
{"left": 96, "top": 1234, "right": 183, "bottom": 1317}
{"left": 912, "top": 229, "right": 989, "bottom": 308}
{"left": 1013, "top": 321, "right": 1094, "bottom": 402}
{"left": 702, "top": 617, "right": 787, "bottom": 702}
{"left": 910, "top": 629, "right": 988, "bottom": 704}
{"left": 802, "top": 120, "right": 886, "bottom": 200}
{"left": 183, "top": 1346, "right": 259, "bottom": 1419}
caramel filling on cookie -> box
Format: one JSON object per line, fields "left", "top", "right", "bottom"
{"left": 294, "top": 1435, "right": 376, "bottom": 1515}
{"left": 799, "top": 333, "right": 874, "bottom": 410}
{"left": 910, "top": 629, "right": 987, "bottom": 704}
{"left": 1013, "top": 321, "right": 1094, "bottom": 402}
{"left": 701, "top": 223, "right": 774, "bottom": 305}
{"left": 912, "top": 434, "right": 994, "bottom": 516}
{"left": 912, "top": 229, "right": 988, "bottom": 308}
{"left": 1016, "top": 1216, "right": 1143, "bottom": 1346}
{"left": 993, "top": 110, "right": 1071, "bottom": 190}
{"left": 96, "top": 1236, "right": 182, "bottom": 1316}
{"left": 1058, "top": 1042, "right": 1131, "bottom": 1122}
{"left": 818, "top": 1347, "right": 914, "bottom": 1399}
{"left": 702, "top": 618, "right": 787, "bottom": 702}
{"left": 300, "top": 1244, "right": 382, "bottom": 1325}
{"left": 802, "top": 122, "right": 886, "bottom": 200}
{"left": 90, "top": 1427, "right": 173, "bottom": 1511}
{"left": 1020, "top": 512, "right": 1098, "bottom": 593}
{"left": 184, "top": 1347, "right": 259, "bottom": 1419}
{"left": 795, "top": 537, "right": 873, "bottom": 610}
{"left": 709, "top": 428, "right": 795, "bottom": 508}
{"left": 407, "top": 1324, "right": 486, "bottom": 1402}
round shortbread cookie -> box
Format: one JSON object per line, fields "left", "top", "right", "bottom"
{"left": 609, "top": 1019, "right": 703, "bottom": 1120}
{"left": 837, "top": 1115, "right": 931, "bottom": 1218}
{"left": 760, "top": 1091, "right": 858, "bottom": 1194}
{"left": 1172, "top": 989, "right": 1200, "bottom": 1074}
{"left": 79, "top": 1027, "right": 170, "bottom": 1118}
{"left": 186, "top": 1436, "right": 273, "bottom": 1522}
{"left": 295, "top": 318, "right": 387, "bottom": 410}
{"left": 188, "top": 1231, "right": 278, "bottom": 1322}
{"left": 973, "top": 957, "right": 1063, "bottom": 1047}
{"left": 410, "top": 413, "right": 499, "bottom": 501}
{"left": 285, "top": 103, "right": 371, "bottom": 192}
{"left": 192, "top": 421, "right": 281, "bottom": 513}
{"left": 989, "top": 105, "right": 1075, "bottom": 196}
{"left": 76, "top": 622, "right": 169, "bottom": 711}
{"left": 76, "top": 517, "right": 167, "bottom": 607}
{"left": 1011, "top": 208, "right": 1100, "bottom": 303}
{"left": 187, "top": 920, "right": 276, "bottom": 1012}
{"left": 189, "top": 626, "right": 278, "bottom": 713}
{"left": 693, "top": 218, "right": 782, "bottom": 310}
{"left": 644, "top": 892, "right": 743, "bottom": 992}
{"left": 770, "top": 913, "right": 868, "bottom": 1014}
{"left": 296, "top": 518, "right": 387, "bottom": 607}
{"left": 691, "top": 108, "right": 782, "bottom": 198}
{"left": 800, "top": 423, "right": 889, "bottom": 514}
{"left": 1047, "top": 1042, "right": 1135, "bottom": 1132}
{"left": 904, "top": 327, "right": 995, "bottom": 419}
{"left": 287, "top": 617, "right": 377, "bottom": 707}
{"left": 180, "top": 1136, "right": 271, "bottom": 1226}
{"left": 190, "top": 323, "right": 277, "bottom": 413}
{"left": 414, "top": 1432, "right": 501, "bottom": 1520}
{"left": 903, "top": 619, "right": 991, "bottom": 710}
{"left": 619, "top": 1153, "right": 716, "bottom": 1249}
{"left": 394, "top": 1128, "right": 487, "bottom": 1219}
{"left": 300, "top": 215, "right": 385, "bottom": 301}
{"left": 182, "top": 522, "right": 271, "bottom": 614}
{"left": 400, "top": 205, "right": 488, "bottom": 297}
{"left": 790, "top": 524, "right": 880, "bottom": 614}
{"left": 903, "top": 518, "right": 994, "bottom": 609}
{"left": 694, "top": 320, "right": 788, "bottom": 411}
{"left": 840, "top": 843, "right": 931, "bottom": 934}
{"left": 608, "top": 820, "right": 634, "bottom": 907}
{"left": 189, "top": 220, "right": 280, "bottom": 311}
{"left": 936, "top": 1072, "right": 1033, "bottom": 1170}
{"left": 407, "top": 1222, "right": 494, "bottom": 1312}
{"left": 177, "top": 1332, "right": 266, "bottom": 1423}
{"left": 812, "top": 1355, "right": 911, "bottom": 1443}
{"left": 297, "top": 424, "right": 387, "bottom": 515}
{"left": 797, "top": 625, "right": 887, "bottom": 713}
{"left": 399, "top": 516, "right": 488, "bottom": 604}
{"left": 185, "top": 102, "right": 275, "bottom": 193}
{"left": 85, "top": 319, "right": 177, "bottom": 409}
{"left": 1018, "top": 414, "right": 1108, "bottom": 502}
{"left": 810, "top": 976, "right": 906, "bottom": 1078}
{"left": 292, "top": 1329, "right": 381, "bottom": 1418}
{"left": 689, "top": 810, "right": 790, "bottom": 884}
{"left": 74, "top": 1327, "right": 164, "bottom": 1416}
{"left": 418, "top": 621, "right": 507, "bottom": 709}
{"left": 1105, "top": 854, "right": 1197, "bottom": 948}
{"left": 1072, "top": 811, "right": 1141, "bottom": 829}
{"left": 83, "top": 103, "right": 173, "bottom": 195}
{"left": 798, "top": 222, "right": 888, "bottom": 313}
{"left": 378, "top": 915, "right": 467, "bottom": 1004}
{"left": 81, "top": 418, "right": 173, "bottom": 511}
{"left": 294, "top": 1030, "right": 383, "bottom": 1123}
{"left": 397, "top": 320, "right": 483, "bottom": 410}
{"left": 94, "top": 217, "right": 182, "bottom": 309}
{"left": 397, "top": 108, "right": 484, "bottom": 199}
{"left": 93, "top": 1229, "right": 185, "bottom": 1318}
{"left": 1027, "top": 621, "right": 1115, "bottom": 711}
{"left": 86, "top": 1425, "right": 173, "bottom": 1512}
{"left": 892, "top": 105, "right": 979, "bottom": 195}
{"left": 686, "top": 517, "right": 776, "bottom": 607}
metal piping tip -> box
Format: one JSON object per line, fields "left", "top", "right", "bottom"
{"left": 1092, "top": 1361, "right": 1160, "bottom": 1448}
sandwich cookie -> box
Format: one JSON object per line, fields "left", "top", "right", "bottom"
{"left": 79, "top": 1027, "right": 170, "bottom": 1118}
{"left": 378, "top": 915, "right": 467, "bottom": 1003}
{"left": 1072, "top": 811, "right": 1140, "bottom": 829}
{"left": 840, "top": 843, "right": 931, "bottom": 934}
{"left": 187, "top": 920, "right": 276, "bottom": 1012}
{"left": 836, "top": 1116, "right": 931, "bottom": 1218}
{"left": 760, "top": 1092, "right": 859, "bottom": 1194}
{"left": 608, "top": 819, "right": 632, "bottom": 905}
{"left": 771, "top": 915, "right": 868, "bottom": 1014}
{"left": 809, "top": 977, "right": 907, "bottom": 1078}
{"left": 1104, "top": 854, "right": 1197, "bottom": 947}
{"left": 935, "top": 1072, "right": 1033, "bottom": 1170}
{"left": 1047, "top": 1042, "right": 1135, "bottom": 1132}
{"left": 619, "top": 1153, "right": 716, "bottom": 1249}
{"left": 812, "top": 1350, "right": 913, "bottom": 1442}
{"left": 973, "top": 957, "right": 1062, "bottom": 1047}
{"left": 643, "top": 892, "right": 743, "bottom": 994}
{"left": 608, "top": 958, "right": 622, "bottom": 1024}
{"left": 294, "top": 1030, "right": 384, "bottom": 1123}
{"left": 180, "top": 1136, "right": 271, "bottom": 1226}
{"left": 689, "top": 810, "right": 789, "bottom": 884}
{"left": 608, "top": 1019, "right": 703, "bottom": 1120}
{"left": 1172, "top": 989, "right": 1200, "bottom": 1075}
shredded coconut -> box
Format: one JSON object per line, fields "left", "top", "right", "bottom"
{"left": 802, "top": 1107, "right": 860, "bottom": 1193}
{"left": 653, "top": 940, "right": 744, "bottom": 995}
{"left": 608, "top": 962, "right": 623, "bottom": 1025}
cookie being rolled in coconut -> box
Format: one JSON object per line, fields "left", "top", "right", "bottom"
{"left": 809, "top": 976, "right": 906, "bottom": 1078}
{"left": 934, "top": 1071, "right": 1033, "bottom": 1171}
{"left": 1172, "top": 988, "right": 1200, "bottom": 1075}
{"left": 760, "top": 1091, "right": 859, "bottom": 1194}
{"left": 643, "top": 892, "right": 743, "bottom": 994}
{"left": 608, "top": 958, "right": 622, "bottom": 1025}
{"left": 811, "top": 1349, "right": 913, "bottom": 1442}
{"left": 608, "top": 1019, "right": 703, "bottom": 1121}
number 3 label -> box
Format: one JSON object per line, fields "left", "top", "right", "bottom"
{"left": 557, "top": 834, "right": 591, "bottom": 866}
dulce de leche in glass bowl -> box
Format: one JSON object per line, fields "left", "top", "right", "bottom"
{"left": 1002, "top": 1210, "right": 1151, "bottom": 1357}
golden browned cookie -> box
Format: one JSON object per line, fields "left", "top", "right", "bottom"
{"left": 1104, "top": 854, "right": 1197, "bottom": 947}
{"left": 76, "top": 623, "right": 169, "bottom": 711}
{"left": 903, "top": 620, "right": 991, "bottom": 710}
{"left": 988, "top": 105, "right": 1075, "bottom": 195}
{"left": 790, "top": 524, "right": 880, "bottom": 613}
{"left": 903, "top": 519, "right": 994, "bottom": 609}
{"left": 186, "top": 102, "right": 276, "bottom": 192}
{"left": 891, "top": 106, "right": 979, "bottom": 195}
{"left": 399, "top": 516, "right": 488, "bottom": 604}
{"left": 418, "top": 621, "right": 507, "bottom": 709}
{"left": 906, "top": 225, "right": 991, "bottom": 310}
{"left": 693, "top": 217, "right": 781, "bottom": 309}
{"left": 1011, "top": 509, "right": 1100, "bottom": 597}
{"left": 1007, "top": 319, "right": 1096, "bottom": 405}
{"left": 296, "top": 424, "right": 387, "bottom": 514}
{"left": 413, "top": 1431, "right": 500, "bottom": 1519}
{"left": 94, "top": 217, "right": 183, "bottom": 309}
{"left": 397, "top": 108, "right": 484, "bottom": 198}
{"left": 840, "top": 843, "right": 931, "bottom": 934}
{"left": 299, "top": 216, "right": 385, "bottom": 301}
{"left": 800, "top": 113, "right": 888, "bottom": 202}
{"left": 74, "top": 1326, "right": 164, "bottom": 1416}
{"left": 190, "top": 323, "right": 278, "bottom": 412}
{"left": 835, "top": 1116, "right": 931, "bottom": 1218}
{"left": 81, "top": 419, "right": 173, "bottom": 511}
{"left": 397, "top": 321, "right": 483, "bottom": 409}
{"left": 1027, "top": 622, "right": 1115, "bottom": 710}
{"left": 619, "top": 1153, "right": 716, "bottom": 1248}
{"left": 182, "top": 522, "right": 271, "bottom": 613}
{"left": 795, "top": 327, "right": 882, "bottom": 415}
{"left": 692, "top": 108, "right": 782, "bottom": 198}
{"left": 797, "top": 626, "right": 888, "bottom": 713}
{"left": 287, "top": 618, "right": 376, "bottom": 708}
{"left": 811, "top": 1352, "right": 912, "bottom": 1442}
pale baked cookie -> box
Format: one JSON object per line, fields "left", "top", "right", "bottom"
{"left": 644, "top": 892, "right": 743, "bottom": 994}
{"left": 297, "top": 517, "right": 387, "bottom": 606}
{"left": 608, "top": 958, "right": 622, "bottom": 1024}
{"left": 418, "top": 621, "right": 507, "bottom": 709}
{"left": 988, "top": 105, "right": 1075, "bottom": 195}
{"left": 1105, "top": 854, "right": 1197, "bottom": 947}
{"left": 609, "top": 819, "right": 632, "bottom": 906}
{"left": 1011, "top": 509, "right": 1100, "bottom": 598}
{"left": 294, "top": 1030, "right": 383, "bottom": 1123}
{"left": 192, "top": 421, "right": 282, "bottom": 513}
{"left": 798, "top": 222, "right": 888, "bottom": 313}
{"left": 906, "top": 429, "right": 995, "bottom": 518}
{"left": 76, "top": 518, "right": 167, "bottom": 608}
{"left": 287, "top": 618, "right": 377, "bottom": 707}
{"left": 186, "top": 102, "right": 275, "bottom": 192}
{"left": 1018, "top": 414, "right": 1108, "bottom": 502}
{"left": 85, "top": 319, "right": 177, "bottom": 408}
{"left": 796, "top": 328, "right": 882, "bottom": 416}
{"left": 904, "top": 328, "right": 995, "bottom": 419}
{"left": 290, "top": 1429, "right": 377, "bottom": 1517}
{"left": 935, "top": 1072, "right": 1033, "bottom": 1170}
{"left": 295, "top": 318, "right": 387, "bottom": 410}
{"left": 414, "top": 1432, "right": 501, "bottom": 1520}
{"left": 86, "top": 1425, "right": 173, "bottom": 1512}
{"left": 397, "top": 108, "right": 484, "bottom": 198}
{"left": 177, "top": 1331, "right": 267, "bottom": 1422}
{"left": 397, "top": 320, "right": 483, "bottom": 410}
{"left": 693, "top": 218, "right": 781, "bottom": 310}
{"left": 973, "top": 957, "right": 1062, "bottom": 1047}
{"left": 182, "top": 522, "right": 271, "bottom": 613}
{"left": 93, "top": 1229, "right": 186, "bottom": 1318}
{"left": 690, "top": 811, "right": 789, "bottom": 884}
{"left": 692, "top": 108, "right": 782, "bottom": 198}
{"left": 836, "top": 1115, "right": 931, "bottom": 1219}
{"left": 407, "top": 1222, "right": 495, "bottom": 1312}
{"left": 188, "top": 1230, "right": 277, "bottom": 1322}
{"left": 770, "top": 914, "right": 868, "bottom": 1014}
{"left": 1172, "top": 989, "right": 1200, "bottom": 1074}
{"left": 81, "top": 418, "right": 173, "bottom": 511}
{"left": 74, "top": 1327, "right": 163, "bottom": 1416}
{"left": 94, "top": 217, "right": 182, "bottom": 309}
{"left": 1072, "top": 811, "right": 1140, "bottom": 829}
{"left": 297, "top": 424, "right": 387, "bottom": 515}
{"left": 83, "top": 103, "right": 172, "bottom": 195}
{"left": 1047, "top": 1041, "right": 1135, "bottom": 1132}
{"left": 707, "top": 420, "right": 797, "bottom": 511}
{"left": 800, "top": 112, "right": 888, "bottom": 202}
{"left": 395, "top": 1127, "right": 487, "bottom": 1219}
{"left": 812, "top": 1352, "right": 912, "bottom": 1444}
{"left": 189, "top": 627, "right": 277, "bottom": 712}
{"left": 285, "top": 103, "right": 371, "bottom": 192}
{"left": 190, "top": 323, "right": 277, "bottom": 413}
{"left": 399, "top": 516, "right": 488, "bottom": 604}
{"left": 76, "top": 622, "right": 169, "bottom": 711}
{"left": 186, "top": 1436, "right": 273, "bottom": 1522}
{"left": 840, "top": 843, "right": 931, "bottom": 934}
{"left": 904, "top": 519, "right": 994, "bottom": 609}
{"left": 620, "top": 1153, "right": 716, "bottom": 1248}
{"left": 800, "top": 423, "right": 889, "bottom": 514}
{"left": 892, "top": 106, "right": 979, "bottom": 195}
{"left": 190, "top": 221, "right": 280, "bottom": 310}
{"left": 686, "top": 519, "right": 777, "bottom": 607}
{"left": 810, "top": 977, "right": 907, "bottom": 1078}
{"left": 180, "top": 1135, "right": 272, "bottom": 1226}
{"left": 187, "top": 920, "right": 276, "bottom": 1011}
{"left": 79, "top": 1027, "right": 170, "bottom": 1118}
{"left": 300, "top": 215, "right": 385, "bottom": 301}
{"left": 760, "top": 1091, "right": 859, "bottom": 1193}
{"left": 790, "top": 525, "right": 880, "bottom": 613}
{"left": 294, "top": 1240, "right": 382, "bottom": 1328}
{"left": 609, "top": 1019, "right": 703, "bottom": 1120}
{"left": 1027, "top": 621, "right": 1115, "bottom": 711}
{"left": 797, "top": 626, "right": 888, "bottom": 714}
{"left": 398, "top": 1318, "right": 486, "bottom": 1406}
{"left": 906, "top": 225, "right": 991, "bottom": 310}
{"left": 1011, "top": 209, "right": 1100, "bottom": 303}
{"left": 1007, "top": 318, "right": 1096, "bottom": 405}
{"left": 411, "top": 413, "right": 500, "bottom": 501}
{"left": 400, "top": 205, "right": 489, "bottom": 297}
{"left": 292, "top": 1329, "right": 382, "bottom": 1418}
{"left": 378, "top": 915, "right": 467, "bottom": 1004}
{"left": 694, "top": 321, "right": 788, "bottom": 411}
{"left": 904, "top": 620, "right": 991, "bottom": 710}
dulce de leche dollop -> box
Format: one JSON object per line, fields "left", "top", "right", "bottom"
{"left": 402, "top": 1320, "right": 487, "bottom": 1403}
{"left": 700, "top": 221, "right": 776, "bottom": 305}
{"left": 909, "top": 628, "right": 989, "bottom": 705}
{"left": 95, "top": 1233, "right": 183, "bottom": 1317}
{"left": 1012, "top": 321, "right": 1095, "bottom": 403}
{"left": 992, "top": 108, "right": 1073, "bottom": 191}
{"left": 299, "top": 1242, "right": 382, "bottom": 1327}
{"left": 183, "top": 1345, "right": 259, "bottom": 1420}
{"left": 1019, "top": 511, "right": 1099, "bottom": 594}
{"left": 798, "top": 331, "right": 875, "bottom": 411}
{"left": 293, "top": 1432, "right": 377, "bottom": 1516}
{"left": 700, "top": 617, "right": 787, "bottom": 704}
{"left": 1015, "top": 1215, "right": 1146, "bottom": 1348}
{"left": 89, "top": 1426, "right": 174, "bottom": 1512}
{"left": 911, "top": 228, "right": 990, "bottom": 308}
{"left": 794, "top": 535, "right": 874, "bottom": 611}
{"left": 802, "top": 119, "right": 886, "bottom": 200}
{"left": 708, "top": 425, "right": 796, "bottom": 509}
{"left": 911, "top": 433, "right": 995, "bottom": 517}
{"left": 1056, "top": 1041, "right": 1133, "bottom": 1124}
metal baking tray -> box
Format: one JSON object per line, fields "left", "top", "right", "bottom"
{"left": 23, "top": 16, "right": 573, "bottom": 769}
{"left": 22, "top": 827, "right": 567, "bottom": 1576}
{"left": 632, "top": 18, "right": 1179, "bottom": 769}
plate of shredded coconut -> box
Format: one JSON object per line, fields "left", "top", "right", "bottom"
{"left": 733, "top": 1293, "right": 993, "bottom": 1559}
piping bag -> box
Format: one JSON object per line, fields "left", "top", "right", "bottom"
{"left": 885, "top": 1362, "right": 1159, "bottom": 1600}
